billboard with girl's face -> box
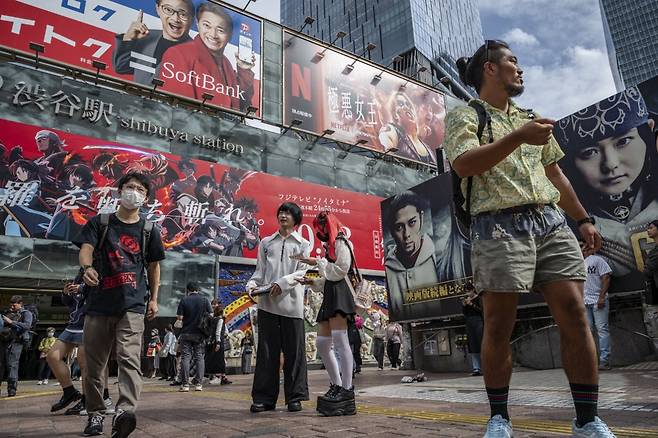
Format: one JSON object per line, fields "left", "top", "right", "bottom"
{"left": 283, "top": 32, "right": 445, "bottom": 166}
{"left": 0, "top": 0, "right": 262, "bottom": 116}
{"left": 555, "top": 76, "right": 658, "bottom": 291}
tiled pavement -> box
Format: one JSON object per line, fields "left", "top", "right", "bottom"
{"left": 1, "top": 365, "right": 658, "bottom": 437}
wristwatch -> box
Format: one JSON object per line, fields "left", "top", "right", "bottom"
{"left": 81, "top": 265, "right": 94, "bottom": 272}
{"left": 577, "top": 216, "right": 596, "bottom": 226}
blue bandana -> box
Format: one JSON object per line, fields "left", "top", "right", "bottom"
{"left": 555, "top": 87, "right": 648, "bottom": 150}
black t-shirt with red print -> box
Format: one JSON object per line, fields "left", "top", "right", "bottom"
{"left": 75, "top": 213, "right": 165, "bottom": 316}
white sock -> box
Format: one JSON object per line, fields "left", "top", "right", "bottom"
{"left": 331, "top": 329, "right": 353, "bottom": 390}
{"left": 316, "top": 335, "right": 341, "bottom": 386}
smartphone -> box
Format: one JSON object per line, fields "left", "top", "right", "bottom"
{"left": 238, "top": 34, "right": 253, "bottom": 64}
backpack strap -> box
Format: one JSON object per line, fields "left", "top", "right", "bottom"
{"left": 98, "top": 213, "right": 110, "bottom": 250}
{"left": 142, "top": 219, "right": 154, "bottom": 264}
{"left": 463, "top": 100, "right": 494, "bottom": 216}
{"left": 338, "top": 235, "right": 362, "bottom": 282}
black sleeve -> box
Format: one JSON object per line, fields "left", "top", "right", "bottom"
{"left": 113, "top": 34, "right": 136, "bottom": 75}
{"left": 73, "top": 215, "right": 101, "bottom": 249}
{"left": 147, "top": 224, "right": 166, "bottom": 263}
{"left": 206, "top": 299, "right": 212, "bottom": 313}
{"left": 176, "top": 298, "right": 185, "bottom": 318}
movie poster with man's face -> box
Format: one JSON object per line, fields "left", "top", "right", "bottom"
{"left": 555, "top": 75, "right": 658, "bottom": 292}
{"left": 0, "top": 118, "right": 385, "bottom": 270}
{"left": 283, "top": 32, "right": 446, "bottom": 166}
{"left": 0, "top": 0, "right": 262, "bottom": 116}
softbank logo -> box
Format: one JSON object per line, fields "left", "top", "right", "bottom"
{"left": 161, "top": 63, "right": 247, "bottom": 100}
{"left": 129, "top": 51, "right": 157, "bottom": 75}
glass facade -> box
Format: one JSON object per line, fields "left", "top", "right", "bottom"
{"left": 599, "top": 0, "right": 658, "bottom": 87}
{"left": 281, "top": 0, "right": 483, "bottom": 92}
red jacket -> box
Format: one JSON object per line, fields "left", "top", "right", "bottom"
{"left": 159, "top": 36, "right": 255, "bottom": 111}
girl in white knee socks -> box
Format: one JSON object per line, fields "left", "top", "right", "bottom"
{"left": 295, "top": 211, "right": 357, "bottom": 414}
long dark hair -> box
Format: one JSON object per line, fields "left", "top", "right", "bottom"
{"left": 456, "top": 40, "right": 510, "bottom": 93}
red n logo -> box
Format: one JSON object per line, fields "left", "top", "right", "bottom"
{"left": 291, "top": 63, "right": 311, "bottom": 101}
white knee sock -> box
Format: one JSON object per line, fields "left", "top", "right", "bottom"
{"left": 316, "top": 336, "right": 341, "bottom": 386}
{"left": 331, "top": 329, "right": 353, "bottom": 390}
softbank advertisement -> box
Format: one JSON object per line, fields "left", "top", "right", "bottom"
{"left": 0, "top": 0, "right": 262, "bottom": 116}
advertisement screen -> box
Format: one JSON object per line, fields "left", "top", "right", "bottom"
{"left": 0, "top": 0, "right": 262, "bottom": 116}
{"left": 0, "top": 118, "right": 384, "bottom": 270}
{"left": 283, "top": 32, "right": 445, "bottom": 166}
{"left": 555, "top": 75, "right": 658, "bottom": 292}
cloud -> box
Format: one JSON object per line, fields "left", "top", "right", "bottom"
{"left": 514, "top": 46, "right": 617, "bottom": 119}
{"left": 501, "top": 28, "right": 539, "bottom": 46}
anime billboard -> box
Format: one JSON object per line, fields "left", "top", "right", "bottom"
{"left": 283, "top": 32, "right": 445, "bottom": 166}
{"left": 0, "top": 0, "right": 262, "bottom": 116}
{"left": 554, "top": 76, "right": 658, "bottom": 292}
{"left": 0, "top": 118, "right": 384, "bottom": 270}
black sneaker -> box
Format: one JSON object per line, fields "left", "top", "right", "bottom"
{"left": 169, "top": 381, "right": 180, "bottom": 387}
{"left": 64, "top": 399, "right": 85, "bottom": 415}
{"left": 318, "top": 384, "right": 341, "bottom": 402}
{"left": 83, "top": 414, "right": 104, "bottom": 436}
{"left": 51, "top": 389, "right": 82, "bottom": 412}
{"left": 111, "top": 410, "right": 136, "bottom": 438}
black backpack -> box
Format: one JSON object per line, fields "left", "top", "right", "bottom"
{"left": 451, "top": 100, "right": 494, "bottom": 236}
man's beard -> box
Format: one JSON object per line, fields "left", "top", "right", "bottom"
{"left": 506, "top": 83, "right": 525, "bottom": 97}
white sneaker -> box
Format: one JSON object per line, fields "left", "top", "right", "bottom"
{"left": 179, "top": 385, "right": 190, "bottom": 392}
{"left": 43, "top": 379, "right": 49, "bottom": 385}
{"left": 104, "top": 397, "right": 115, "bottom": 415}
{"left": 37, "top": 380, "right": 43, "bottom": 385}
{"left": 195, "top": 384, "right": 203, "bottom": 391}
{"left": 79, "top": 408, "right": 88, "bottom": 416}
{"left": 484, "top": 415, "right": 513, "bottom": 438}
{"left": 208, "top": 377, "right": 222, "bottom": 385}
{"left": 572, "top": 416, "right": 616, "bottom": 437}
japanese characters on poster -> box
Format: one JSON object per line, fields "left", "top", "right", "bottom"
{"left": 555, "top": 75, "right": 658, "bottom": 292}
{"left": 0, "top": 0, "right": 262, "bottom": 116}
{"left": 0, "top": 118, "right": 384, "bottom": 270}
{"left": 283, "top": 32, "right": 446, "bottom": 166}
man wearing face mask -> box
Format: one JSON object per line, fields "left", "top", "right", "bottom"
{"left": 74, "top": 172, "right": 165, "bottom": 438}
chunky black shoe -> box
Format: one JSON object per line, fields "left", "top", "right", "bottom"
{"left": 318, "top": 384, "right": 340, "bottom": 402}
{"left": 250, "top": 402, "right": 275, "bottom": 413}
{"left": 111, "top": 410, "right": 136, "bottom": 438}
{"left": 64, "top": 399, "right": 85, "bottom": 415}
{"left": 83, "top": 414, "right": 104, "bottom": 436}
{"left": 51, "top": 389, "right": 82, "bottom": 412}
{"left": 169, "top": 381, "right": 180, "bottom": 387}
{"left": 287, "top": 401, "right": 302, "bottom": 412}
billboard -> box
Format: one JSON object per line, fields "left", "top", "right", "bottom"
{"left": 0, "top": 118, "right": 385, "bottom": 270}
{"left": 554, "top": 75, "right": 658, "bottom": 292}
{"left": 283, "top": 32, "right": 445, "bottom": 166}
{"left": 0, "top": 0, "right": 262, "bottom": 116}
{"left": 381, "top": 173, "right": 471, "bottom": 322}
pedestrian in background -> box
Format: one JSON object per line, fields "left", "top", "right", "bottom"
{"left": 385, "top": 321, "right": 403, "bottom": 369}
{"left": 462, "top": 281, "right": 483, "bottom": 376}
{"left": 582, "top": 244, "right": 613, "bottom": 371}
{"left": 161, "top": 325, "right": 177, "bottom": 381}
{"left": 207, "top": 299, "right": 231, "bottom": 385}
{"left": 145, "top": 329, "right": 161, "bottom": 379}
{"left": 176, "top": 282, "right": 212, "bottom": 392}
{"left": 37, "top": 327, "right": 57, "bottom": 385}
{"left": 370, "top": 311, "right": 386, "bottom": 370}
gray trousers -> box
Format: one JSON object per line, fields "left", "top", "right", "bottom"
{"left": 0, "top": 341, "right": 23, "bottom": 384}
{"left": 372, "top": 338, "right": 385, "bottom": 368}
{"left": 180, "top": 334, "right": 205, "bottom": 385}
{"left": 83, "top": 312, "right": 144, "bottom": 415}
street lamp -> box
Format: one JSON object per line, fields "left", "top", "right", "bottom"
{"left": 306, "top": 128, "right": 335, "bottom": 151}
{"left": 92, "top": 60, "right": 107, "bottom": 85}
{"left": 280, "top": 119, "right": 302, "bottom": 135}
{"left": 242, "top": 0, "right": 256, "bottom": 11}
{"left": 299, "top": 16, "right": 315, "bottom": 32}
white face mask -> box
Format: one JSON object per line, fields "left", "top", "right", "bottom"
{"left": 120, "top": 189, "right": 146, "bottom": 210}
{"left": 47, "top": 332, "right": 54, "bottom": 337}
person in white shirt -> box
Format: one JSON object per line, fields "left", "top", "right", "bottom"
{"left": 246, "top": 203, "right": 311, "bottom": 413}
{"left": 582, "top": 247, "right": 613, "bottom": 370}
{"left": 296, "top": 211, "right": 357, "bottom": 416}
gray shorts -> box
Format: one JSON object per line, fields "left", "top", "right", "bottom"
{"left": 471, "top": 204, "right": 586, "bottom": 293}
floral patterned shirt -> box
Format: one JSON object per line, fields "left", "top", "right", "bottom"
{"left": 444, "top": 99, "right": 564, "bottom": 215}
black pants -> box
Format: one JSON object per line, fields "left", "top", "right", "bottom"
{"left": 252, "top": 310, "right": 308, "bottom": 405}
{"left": 38, "top": 358, "right": 51, "bottom": 380}
{"left": 387, "top": 341, "right": 401, "bottom": 368}
{"left": 465, "top": 315, "right": 484, "bottom": 354}
{"left": 373, "top": 338, "right": 385, "bottom": 368}
{"left": 350, "top": 342, "right": 362, "bottom": 371}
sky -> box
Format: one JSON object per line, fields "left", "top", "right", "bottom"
{"left": 222, "top": 0, "right": 618, "bottom": 120}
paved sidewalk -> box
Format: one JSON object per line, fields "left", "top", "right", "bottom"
{"left": 1, "top": 365, "right": 658, "bottom": 437}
